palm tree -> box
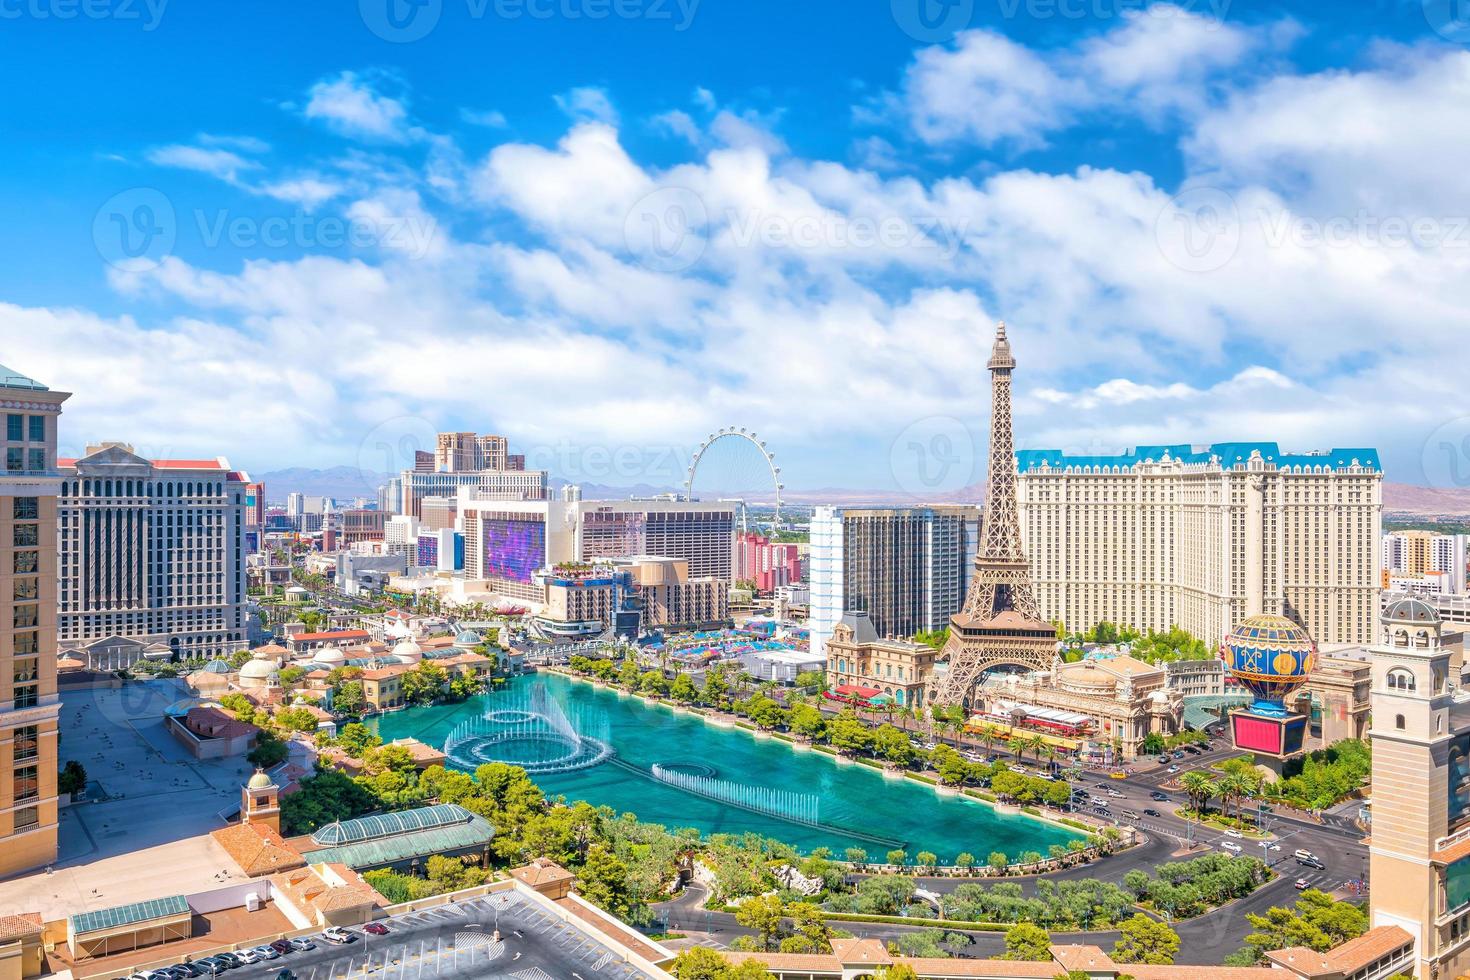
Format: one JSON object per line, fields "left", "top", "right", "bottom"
{"left": 1217, "top": 771, "right": 1257, "bottom": 827}
{"left": 1179, "top": 771, "right": 1218, "bottom": 843}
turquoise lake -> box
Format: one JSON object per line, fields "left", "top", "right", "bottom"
{"left": 370, "top": 672, "right": 1078, "bottom": 862}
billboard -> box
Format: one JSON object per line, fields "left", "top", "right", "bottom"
{"left": 482, "top": 517, "right": 545, "bottom": 584}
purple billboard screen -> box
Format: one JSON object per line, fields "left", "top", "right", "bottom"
{"left": 483, "top": 518, "right": 545, "bottom": 583}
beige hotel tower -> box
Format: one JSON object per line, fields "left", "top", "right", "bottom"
{"left": 0, "top": 364, "right": 68, "bottom": 877}
{"left": 1368, "top": 596, "right": 1470, "bottom": 979}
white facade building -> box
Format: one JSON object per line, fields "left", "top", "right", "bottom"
{"left": 1016, "top": 443, "right": 1383, "bottom": 647}
{"left": 807, "top": 505, "right": 979, "bottom": 659}
{"left": 57, "top": 444, "right": 251, "bottom": 662}
{"left": 1383, "top": 530, "right": 1468, "bottom": 594}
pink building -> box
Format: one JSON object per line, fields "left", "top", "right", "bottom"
{"left": 737, "top": 532, "right": 802, "bottom": 592}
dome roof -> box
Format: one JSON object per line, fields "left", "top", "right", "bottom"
{"left": 455, "top": 629, "right": 482, "bottom": 645}
{"left": 1384, "top": 596, "right": 1440, "bottom": 626}
{"left": 392, "top": 639, "right": 422, "bottom": 663}
{"left": 313, "top": 646, "right": 346, "bottom": 667}
{"left": 246, "top": 769, "right": 275, "bottom": 790}
{"left": 239, "top": 659, "right": 278, "bottom": 680}
{"left": 202, "top": 659, "right": 233, "bottom": 674}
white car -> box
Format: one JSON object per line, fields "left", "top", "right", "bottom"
{"left": 1268, "top": 844, "right": 1282, "bottom": 852}
{"left": 1107, "top": 788, "right": 1124, "bottom": 798}
{"left": 1220, "top": 841, "right": 1243, "bottom": 853}
{"left": 1167, "top": 765, "right": 1180, "bottom": 773}
{"left": 1224, "top": 828, "right": 1243, "bottom": 838}
{"left": 234, "top": 950, "right": 261, "bottom": 965}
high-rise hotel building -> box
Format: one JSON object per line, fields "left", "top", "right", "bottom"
{"left": 809, "top": 505, "right": 979, "bottom": 658}
{"left": 396, "top": 431, "right": 546, "bottom": 519}
{"left": 57, "top": 443, "right": 251, "bottom": 665}
{"left": 1016, "top": 443, "right": 1381, "bottom": 646}
{"left": 0, "top": 364, "right": 68, "bottom": 877}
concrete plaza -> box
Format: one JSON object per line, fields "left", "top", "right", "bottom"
{"left": 0, "top": 679, "right": 268, "bottom": 921}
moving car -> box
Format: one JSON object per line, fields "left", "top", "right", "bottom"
{"left": 1149, "top": 791, "right": 1169, "bottom": 801}
{"left": 1106, "top": 788, "right": 1124, "bottom": 798}
{"left": 1167, "top": 766, "right": 1180, "bottom": 774}
{"left": 1294, "top": 878, "right": 1310, "bottom": 890}
{"left": 1221, "top": 841, "right": 1243, "bottom": 853}
{"left": 277, "top": 971, "right": 298, "bottom": 980}
{"left": 1224, "top": 828, "right": 1243, "bottom": 838}
{"left": 1294, "top": 848, "right": 1318, "bottom": 861}
{"left": 1143, "top": 808, "right": 1161, "bottom": 817}
{"left": 1297, "top": 856, "right": 1326, "bottom": 870}
{"left": 363, "top": 923, "right": 389, "bottom": 936}
{"left": 1109, "top": 771, "right": 1127, "bottom": 779}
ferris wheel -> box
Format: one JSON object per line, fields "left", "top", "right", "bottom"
{"left": 685, "top": 427, "right": 784, "bottom": 535}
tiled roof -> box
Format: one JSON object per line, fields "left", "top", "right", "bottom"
{"left": 292, "top": 630, "right": 371, "bottom": 643}
{"left": 211, "top": 822, "right": 307, "bottom": 877}
{"left": 362, "top": 664, "right": 411, "bottom": 680}
{"left": 1264, "top": 925, "right": 1413, "bottom": 977}
{"left": 509, "top": 857, "right": 575, "bottom": 888}
{"left": 0, "top": 913, "right": 42, "bottom": 941}
{"left": 270, "top": 864, "right": 382, "bottom": 919}
{"left": 184, "top": 705, "right": 258, "bottom": 740}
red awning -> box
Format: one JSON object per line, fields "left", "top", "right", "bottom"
{"left": 835, "top": 684, "right": 882, "bottom": 698}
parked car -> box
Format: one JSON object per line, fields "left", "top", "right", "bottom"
{"left": 234, "top": 950, "right": 261, "bottom": 965}
{"left": 252, "top": 945, "right": 280, "bottom": 960}
{"left": 170, "top": 965, "right": 202, "bottom": 978}
{"left": 1221, "top": 841, "right": 1244, "bottom": 853}
{"left": 363, "top": 923, "right": 389, "bottom": 936}
{"left": 277, "top": 971, "right": 298, "bottom": 980}
{"left": 287, "top": 939, "right": 316, "bottom": 952}
{"left": 322, "top": 928, "right": 355, "bottom": 945}
{"left": 213, "top": 954, "right": 243, "bottom": 969}
{"left": 195, "top": 960, "right": 227, "bottom": 976}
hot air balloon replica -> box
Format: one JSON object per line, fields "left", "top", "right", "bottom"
{"left": 1221, "top": 614, "right": 1317, "bottom": 776}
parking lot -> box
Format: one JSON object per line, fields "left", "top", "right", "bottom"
{"left": 186, "top": 891, "right": 661, "bottom": 980}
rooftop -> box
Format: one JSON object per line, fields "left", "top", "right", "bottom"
{"left": 0, "top": 363, "right": 48, "bottom": 391}
{"left": 70, "top": 895, "right": 190, "bottom": 936}
{"left": 1016, "top": 442, "right": 1381, "bottom": 474}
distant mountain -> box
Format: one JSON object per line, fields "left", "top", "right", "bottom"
{"left": 1383, "top": 481, "right": 1470, "bottom": 517}
{"left": 256, "top": 466, "right": 390, "bottom": 503}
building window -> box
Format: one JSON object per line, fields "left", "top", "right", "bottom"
{"left": 13, "top": 605, "right": 37, "bottom": 629}
{"left": 12, "top": 578, "right": 36, "bottom": 601}
{"left": 12, "top": 807, "right": 38, "bottom": 832}
{"left": 28, "top": 415, "right": 43, "bottom": 441}
{"left": 13, "top": 725, "right": 38, "bottom": 762}
{"left": 13, "top": 550, "right": 37, "bottom": 574}
{"left": 1396, "top": 714, "right": 1405, "bottom": 730}
{"left": 5, "top": 415, "right": 20, "bottom": 440}
{"left": 12, "top": 523, "right": 36, "bottom": 548}
{"left": 27, "top": 449, "right": 44, "bottom": 472}
{"left": 12, "top": 497, "right": 36, "bottom": 520}
{"left": 13, "top": 765, "right": 38, "bottom": 802}
{"left": 1388, "top": 668, "right": 1416, "bottom": 692}
{"left": 5, "top": 447, "right": 20, "bottom": 472}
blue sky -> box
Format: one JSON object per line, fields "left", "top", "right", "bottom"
{"left": 3, "top": 0, "right": 1468, "bottom": 495}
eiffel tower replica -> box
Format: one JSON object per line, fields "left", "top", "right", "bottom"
{"left": 931, "top": 321, "right": 1058, "bottom": 707}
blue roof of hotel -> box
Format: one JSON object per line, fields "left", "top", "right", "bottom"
{"left": 71, "top": 895, "right": 189, "bottom": 935}
{"left": 1015, "top": 442, "right": 1380, "bottom": 474}
{"left": 0, "top": 363, "right": 48, "bottom": 391}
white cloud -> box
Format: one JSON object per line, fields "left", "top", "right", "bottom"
{"left": 553, "top": 86, "right": 619, "bottom": 126}
{"left": 460, "top": 108, "right": 508, "bottom": 128}
{"left": 304, "top": 71, "right": 411, "bottom": 142}
{"left": 146, "top": 144, "right": 260, "bottom": 182}
{"left": 895, "top": 4, "right": 1269, "bottom": 147}
{"left": 652, "top": 109, "right": 702, "bottom": 146}
{"left": 258, "top": 176, "right": 344, "bottom": 210}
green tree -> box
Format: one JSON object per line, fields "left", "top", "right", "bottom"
{"left": 843, "top": 847, "right": 868, "bottom": 868}
{"left": 336, "top": 722, "right": 382, "bottom": 758}
{"left": 734, "top": 894, "right": 787, "bottom": 951}
{"left": 781, "top": 902, "right": 834, "bottom": 954}
{"left": 790, "top": 704, "right": 827, "bottom": 741}
{"left": 794, "top": 670, "right": 826, "bottom": 694}
{"left": 669, "top": 673, "right": 699, "bottom": 703}
{"left": 1003, "top": 923, "right": 1053, "bottom": 961}
{"left": 401, "top": 661, "right": 449, "bottom": 705}
{"left": 577, "top": 843, "right": 635, "bottom": 920}
{"left": 915, "top": 851, "right": 938, "bottom": 873}
{"left": 58, "top": 760, "right": 87, "bottom": 796}
{"left": 873, "top": 724, "right": 914, "bottom": 767}
{"left": 275, "top": 706, "right": 319, "bottom": 733}
{"left": 333, "top": 680, "right": 366, "bottom": 716}
{"left": 247, "top": 730, "right": 288, "bottom": 768}
{"left": 887, "top": 848, "right": 909, "bottom": 868}
{"left": 828, "top": 716, "right": 872, "bottom": 756}
{"left": 1140, "top": 732, "right": 1166, "bottom": 755}
{"left": 1112, "top": 914, "right": 1181, "bottom": 964}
